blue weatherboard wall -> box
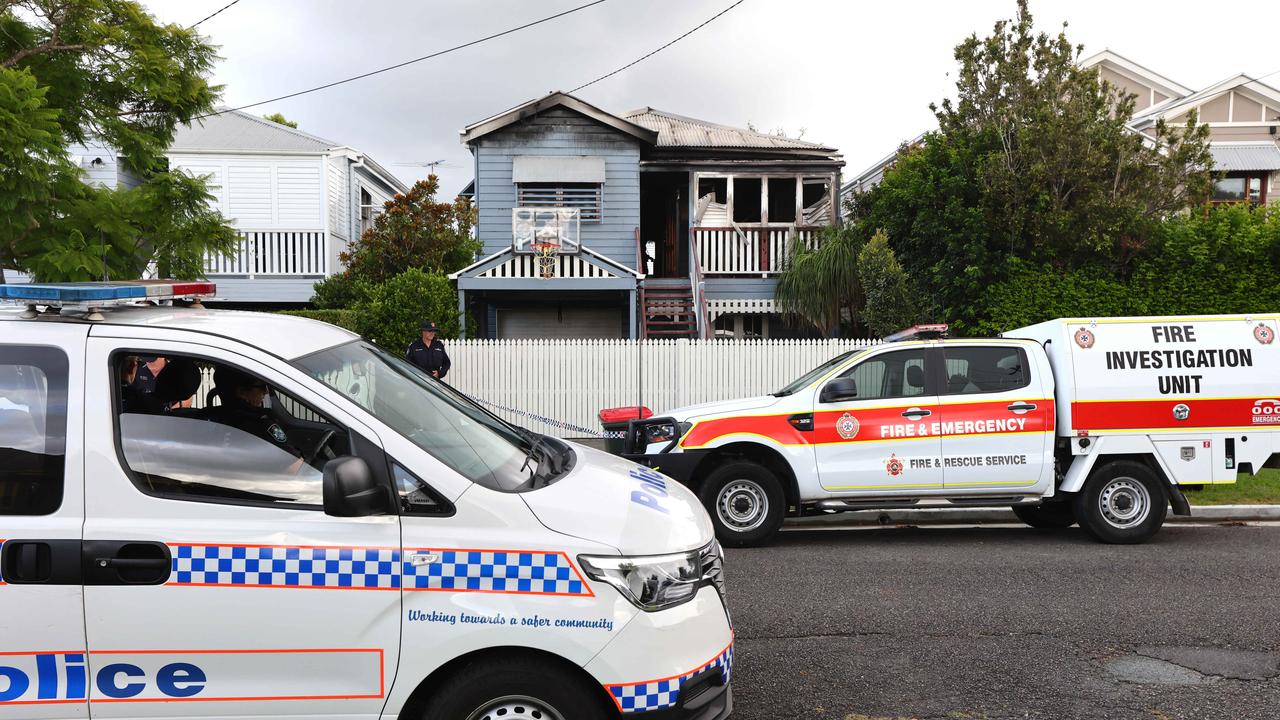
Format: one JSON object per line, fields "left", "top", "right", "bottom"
{"left": 473, "top": 107, "right": 642, "bottom": 270}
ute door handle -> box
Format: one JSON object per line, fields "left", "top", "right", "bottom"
{"left": 901, "top": 407, "right": 932, "bottom": 419}
{"left": 1007, "top": 403, "right": 1038, "bottom": 413}
{"left": 94, "top": 557, "right": 170, "bottom": 570}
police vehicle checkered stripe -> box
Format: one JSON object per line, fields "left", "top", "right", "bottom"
{"left": 170, "top": 544, "right": 401, "bottom": 589}
{"left": 166, "top": 544, "right": 591, "bottom": 595}
{"left": 607, "top": 642, "right": 734, "bottom": 713}
{"left": 402, "top": 549, "right": 590, "bottom": 596}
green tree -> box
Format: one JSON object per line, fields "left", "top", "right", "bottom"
{"left": 262, "top": 111, "right": 297, "bottom": 128}
{"left": 857, "top": 230, "right": 920, "bottom": 336}
{"left": 0, "top": 0, "right": 236, "bottom": 283}
{"left": 774, "top": 225, "right": 864, "bottom": 336}
{"left": 848, "top": 0, "right": 1212, "bottom": 331}
{"left": 352, "top": 268, "right": 464, "bottom": 351}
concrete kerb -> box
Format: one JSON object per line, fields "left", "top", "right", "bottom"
{"left": 785, "top": 504, "right": 1280, "bottom": 528}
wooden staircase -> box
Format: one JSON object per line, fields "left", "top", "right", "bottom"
{"left": 641, "top": 279, "right": 699, "bottom": 338}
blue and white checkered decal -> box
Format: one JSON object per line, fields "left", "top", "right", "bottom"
{"left": 402, "top": 549, "right": 589, "bottom": 596}
{"left": 170, "top": 544, "right": 401, "bottom": 589}
{"left": 167, "top": 544, "right": 592, "bottom": 596}
{"left": 608, "top": 642, "right": 734, "bottom": 713}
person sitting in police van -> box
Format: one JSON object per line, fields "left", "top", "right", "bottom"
{"left": 406, "top": 320, "right": 450, "bottom": 380}
{"left": 208, "top": 367, "right": 305, "bottom": 473}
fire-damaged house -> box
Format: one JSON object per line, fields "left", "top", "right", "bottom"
{"left": 450, "top": 92, "right": 844, "bottom": 339}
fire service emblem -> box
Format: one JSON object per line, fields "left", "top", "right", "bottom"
{"left": 1172, "top": 403, "right": 1191, "bottom": 422}
{"left": 885, "top": 454, "right": 904, "bottom": 477}
{"left": 836, "top": 412, "right": 860, "bottom": 440}
{"left": 1074, "top": 327, "right": 1095, "bottom": 348}
{"left": 1255, "top": 324, "right": 1275, "bottom": 345}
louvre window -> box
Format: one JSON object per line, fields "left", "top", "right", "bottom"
{"left": 517, "top": 183, "right": 602, "bottom": 222}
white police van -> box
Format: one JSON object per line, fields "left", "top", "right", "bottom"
{"left": 0, "top": 281, "right": 733, "bottom": 719}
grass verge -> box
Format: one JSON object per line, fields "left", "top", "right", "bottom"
{"left": 1185, "top": 468, "right": 1280, "bottom": 505}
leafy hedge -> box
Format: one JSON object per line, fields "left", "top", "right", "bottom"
{"left": 973, "top": 205, "right": 1280, "bottom": 334}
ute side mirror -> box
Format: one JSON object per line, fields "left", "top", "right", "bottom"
{"left": 323, "top": 456, "right": 393, "bottom": 517}
{"left": 820, "top": 377, "right": 859, "bottom": 403}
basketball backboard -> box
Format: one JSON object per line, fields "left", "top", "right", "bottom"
{"left": 512, "top": 207, "right": 581, "bottom": 254}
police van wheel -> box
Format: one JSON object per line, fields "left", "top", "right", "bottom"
{"left": 699, "top": 461, "right": 785, "bottom": 548}
{"left": 423, "top": 655, "right": 610, "bottom": 720}
{"left": 1073, "top": 460, "right": 1168, "bottom": 544}
{"left": 1011, "top": 501, "right": 1076, "bottom": 529}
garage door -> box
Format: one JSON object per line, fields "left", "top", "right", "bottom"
{"left": 496, "top": 306, "right": 623, "bottom": 338}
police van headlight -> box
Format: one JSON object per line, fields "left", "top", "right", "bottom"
{"left": 579, "top": 549, "right": 702, "bottom": 611}
{"left": 644, "top": 421, "right": 692, "bottom": 445}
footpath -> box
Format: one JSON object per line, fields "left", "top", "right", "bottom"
{"left": 788, "top": 504, "right": 1280, "bottom": 528}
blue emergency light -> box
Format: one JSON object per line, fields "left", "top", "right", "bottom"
{"left": 0, "top": 280, "right": 216, "bottom": 306}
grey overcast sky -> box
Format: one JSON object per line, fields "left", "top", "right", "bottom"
{"left": 144, "top": 0, "right": 1280, "bottom": 196}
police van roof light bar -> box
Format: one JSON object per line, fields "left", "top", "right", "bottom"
{"left": 883, "top": 323, "right": 949, "bottom": 342}
{"left": 0, "top": 280, "right": 216, "bottom": 319}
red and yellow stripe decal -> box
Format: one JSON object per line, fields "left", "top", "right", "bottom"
{"left": 1073, "top": 397, "right": 1280, "bottom": 432}
{"left": 681, "top": 399, "right": 1055, "bottom": 448}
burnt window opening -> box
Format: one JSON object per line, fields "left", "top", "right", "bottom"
{"left": 802, "top": 179, "right": 832, "bottom": 225}
{"left": 696, "top": 178, "right": 728, "bottom": 226}
{"left": 733, "top": 177, "right": 762, "bottom": 223}
{"left": 768, "top": 178, "right": 797, "bottom": 224}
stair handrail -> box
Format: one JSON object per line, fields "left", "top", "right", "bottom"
{"left": 689, "top": 230, "right": 710, "bottom": 339}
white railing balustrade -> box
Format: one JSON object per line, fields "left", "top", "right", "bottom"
{"left": 205, "top": 230, "right": 328, "bottom": 277}
{"left": 694, "top": 226, "right": 823, "bottom": 275}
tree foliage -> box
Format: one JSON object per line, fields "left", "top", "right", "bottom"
{"left": 262, "top": 112, "right": 297, "bottom": 128}
{"left": 857, "top": 230, "right": 920, "bottom": 336}
{"left": 0, "top": 0, "right": 237, "bottom": 282}
{"left": 337, "top": 175, "right": 478, "bottom": 285}
{"left": 774, "top": 225, "right": 863, "bottom": 336}
{"left": 351, "top": 268, "right": 464, "bottom": 351}
{"left": 845, "top": 0, "right": 1212, "bottom": 332}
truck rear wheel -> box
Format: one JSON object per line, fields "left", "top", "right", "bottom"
{"left": 1011, "top": 501, "right": 1076, "bottom": 529}
{"left": 1072, "top": 460, "right": 1167, "bottom": 544}
{"left": 699, "top": 461, "right": 785, "bottom": 548}
{"left": 422, "top": 655, "right": 610, "bottom": 720}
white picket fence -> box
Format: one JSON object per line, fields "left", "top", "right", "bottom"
{"left": 445, "top": 338, "right": 876, "bottom": 438}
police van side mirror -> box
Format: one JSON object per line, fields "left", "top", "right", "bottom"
{"left": 820, "top": 378, "right": 859, "bottom": 403}
{"left": 322, "top": 456, "right": 394, "bottom": 517}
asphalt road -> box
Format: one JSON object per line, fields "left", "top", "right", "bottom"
{"left": 723, "top": 523, "right": 1280, "bottom": 720}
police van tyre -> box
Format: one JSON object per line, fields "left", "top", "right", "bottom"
{"left": 422, "top": 655, "right": 610, "bottom": 720}
{"left": 1011, "top": 501, "right": 1076, "bottom": 529}
{"left": 1072, "top": 460, "right": 1168, "bottom": 544}
{"left": 699, "top": 461, "right": 786, "bottom": 547}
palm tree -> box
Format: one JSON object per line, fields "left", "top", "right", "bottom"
{"left": 775, "top": 225, "right": 865, "bottom": 337}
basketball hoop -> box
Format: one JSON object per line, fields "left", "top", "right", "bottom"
{"left": 532, "top": 241, "right": 560, "bottom": 279}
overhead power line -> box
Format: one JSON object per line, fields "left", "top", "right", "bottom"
{"left": 570, "top": 0, "right": 746, "bottom": 93}
{"left": 197, "top": 0, "right": 610, "bottom": 119}
{"left": 191, "top": 0, "right": 241, "bottom": 28}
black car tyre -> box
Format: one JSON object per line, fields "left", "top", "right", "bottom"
{"left": 1072, "top": 460, "right": 1168, "bottom": 544}
{"left": 422, "top": 655, "right": 610, "bottom": 720}
{"left": 699, "top": 461, "right": 786, "bottom": 548}
{"left": 1011, "top": 501, "right": 1076, "bottom": 528}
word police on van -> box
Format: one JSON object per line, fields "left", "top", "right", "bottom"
{"left": 624, "top": 316, "right": 1280, "bottom": 547}
{"left": 0, "top": 281, "right": 733, "bottom": 719}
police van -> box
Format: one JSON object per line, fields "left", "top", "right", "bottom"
{"left": 624, "top": 316, "right": 1280, "bottom": 547}
{"left": 0, "top": 281, "right": 733, "bottom": 719}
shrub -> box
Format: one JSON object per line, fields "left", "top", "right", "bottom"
{"left": 351, "top": 268, "right": 461, "bottom": 351}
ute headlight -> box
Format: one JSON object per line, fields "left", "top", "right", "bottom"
{"left": 579, "top": 549, "right": 703, "bottom": 611}
{"left": 644, "top": 420, "right": 692, "bottom": 445}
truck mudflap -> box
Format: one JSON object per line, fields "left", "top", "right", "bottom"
{"left": 1166, "top": 481, "right": 1191, "bottom": 516}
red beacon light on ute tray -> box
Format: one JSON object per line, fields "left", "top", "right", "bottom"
{"left": 0, "top": 280, "right": 216, "bottom": 320}
{"left": 882, "top": 323, "right": 949, "bottom": 342}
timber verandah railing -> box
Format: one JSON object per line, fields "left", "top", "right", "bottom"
{"left": 693, "top": 226, "right": 822, "bottom": 275}
{"left": 204, "top": 230, "right": 328, "bottom": 277}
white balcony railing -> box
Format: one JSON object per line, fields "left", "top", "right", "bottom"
{"left": 205, "top": 230, "right": 328, "bottom": 277}
{"left": 694, "top": 226, "right": 822, "bottom": 276}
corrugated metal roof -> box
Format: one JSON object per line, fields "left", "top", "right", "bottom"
{"left": 622, "top": 108, "right": 837, "bottom": 152}
{"left": 1210, "top": 142, "right": 1280, "bottom": 171}
{"left": 170, "top": 109, "right": 338, "bottom": 152}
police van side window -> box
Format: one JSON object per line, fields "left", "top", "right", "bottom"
{"left": 943, "top": 346, "right": 1030, "bottom": 395}
{"left": 111, "top": 352, "right": 352, "bottom": 508}
{"left": 833, "top": 349, "right": 928, "bottom": 401}
{"left": 0, "top": 346, "right": 69, "bottom": 516}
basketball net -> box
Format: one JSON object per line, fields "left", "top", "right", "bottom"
{"left": 532, "top": 242, "right": 559, "bottom": 279}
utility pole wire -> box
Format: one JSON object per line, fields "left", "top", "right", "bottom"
{"left": 570, "top": 0, "right": 746, "bottom": 93}
{"left": 196, "top": 0, "right": 611, "bottom": 119}
{"left": 191, "top": 0, "right": 241, "bottom": 28}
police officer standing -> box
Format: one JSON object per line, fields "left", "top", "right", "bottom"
{"left": 406, "top": 320, "right": 451, "bottom": 379}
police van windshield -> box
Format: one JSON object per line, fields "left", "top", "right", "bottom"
{"left": 773, "top": 350, "right": 858, "bottom": 397}
{"left": 296, "top": 341, "right": 558, "bottom": 493}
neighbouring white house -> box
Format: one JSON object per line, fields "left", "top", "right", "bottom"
{"left": 169, "top": 109, "right": 408, "bottom": 304}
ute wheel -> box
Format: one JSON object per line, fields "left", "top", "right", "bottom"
{"left": 1011, "top": 501, "right": 1076, "bottom": 529}
{"left": 699, "top": 460, "right": 786, "bottom": 548}
{"left": 1072, "top": 460, "right": 1168, "bottom": 544}
{"left": 421, "top": 655, "right": 610, "bottom": 720}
